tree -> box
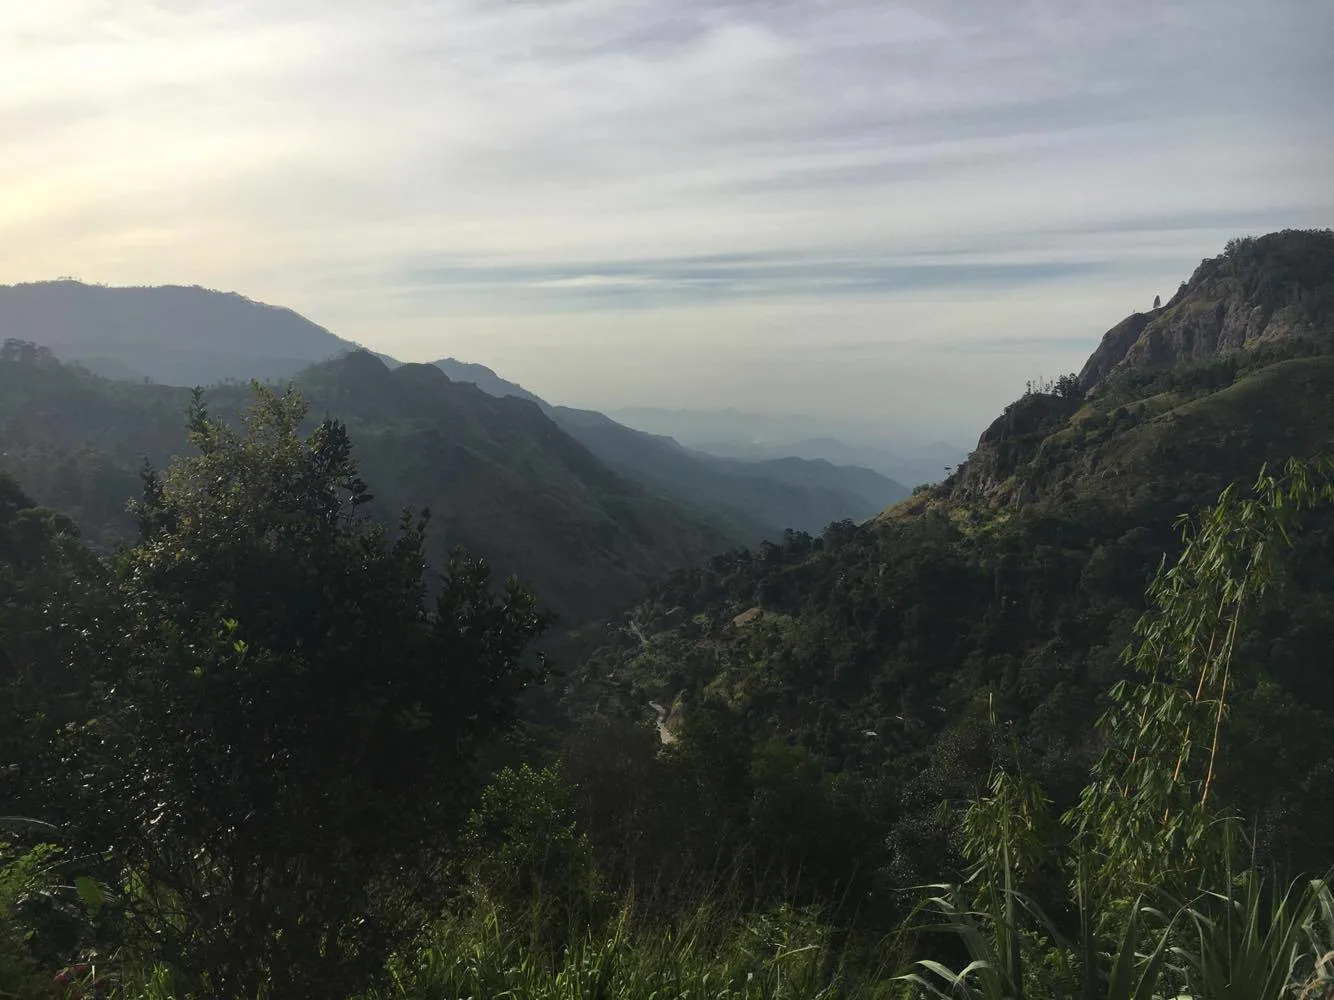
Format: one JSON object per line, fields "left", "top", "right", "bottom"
{"left": 0, "top": 474, "right": 99, "bottom": 822}
{"left": 81, "top": 385, "right": 551, "bottom": 999}
{"left": 902, "top": 456, "right": 1334, "bottom": 1000}
{"left": 462, "top": 764, "right": 604, "bottom": 942}
{"left": 1153, "top": 294, "right": 1161, "bottom": 309}
{"left": 1070, "top": 455, "right": 1334, "bottom": 897}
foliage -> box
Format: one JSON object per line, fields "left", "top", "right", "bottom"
{"left": 0, "top": 473, "right": 104, "bottom": 824}
{"left": 1, "top": 231, "right": 1333, "bottom": 998}
{"left": 463, "top": 764, "right": 606, "bottom": 942}
{"left": 67, "top": 385, "right": 550, "bottom": 999}
{"left": 558, "top": 246, "right": 1334, "bottom": 916}
{"left": 0, "top": 342, "right": 729, "bottom": 622}
{"left": 897, "top": 456, "right": 1334, "bottom": 1000}
{"left": 1071, "top": 457, "right": 1334, "bottom": 899}
{"left": 0, "top": 840, "right": 64, "bottom": 999}
{"left": 368, "top": 903, "right": 849, "bottom": 1000}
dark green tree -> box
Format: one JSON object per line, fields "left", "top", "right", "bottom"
{"left": 0, "top": 473, "right": 100, "bottom": 821}
{"left": 83, "top": 385, "right": 551, "bottom": 999}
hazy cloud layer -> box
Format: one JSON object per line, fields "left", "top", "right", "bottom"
{"left": 3, "top": 0, "right": 1331, "bottom": 441}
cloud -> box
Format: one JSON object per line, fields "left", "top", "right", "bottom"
{"left": 1, "top": 0, "right": 1331, "bottom": 440}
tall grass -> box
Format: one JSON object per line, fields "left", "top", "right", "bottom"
{"left": 893, "top": 874, "right": 1334, "bottom": 1000}
{"left": 363, "top": 901, "right": 865, "bottom": 1000}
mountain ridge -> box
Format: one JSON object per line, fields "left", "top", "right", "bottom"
{"left": 0, "top": 280, "right": 362, "bottom": 385}
{"left": 1078, "top": 228, "right": 1334, "bottom": 390}
{"left": 0, "top": 279, "right": 904, "bottom": 538}
{"left": 869, "top": 228, "right": 1334, "bottom": 521}
{"left": 0, "top": 342, "right": 730, "bottom": 622}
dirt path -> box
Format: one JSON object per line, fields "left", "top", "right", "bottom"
{"left": 648, "top": 700, "right": 677, "bottom": 745}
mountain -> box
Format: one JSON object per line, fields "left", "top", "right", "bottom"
{"left": 694, "top": 453, "right": 904, "bottom": 512}
{"left": 428, "top": 362, "right": 911, "bottom": 537}
{"left": 887, "top": 229, "right": 1334, "bottom": 518}
{"left": 0, "top": 280, "right": 909, "bottom": 540}
{"left": 431, "top": 357, "right": 546, "bottom": 407}
{"left": 685, "top": 436, "right": 965, "bottom": 489}
{"left": 606, "top": 406, "right": 967, "bottom": 485}
{"left": 564, "top": 229, "right": 1334, "bottom": 891}
{"left": 545, "top": 406, "right": 908, "bottom": 539}
{"left": 0, "top": 343, "right": 729, "bottom": 622}
{"left": 1078, "top": 229, "right": 1334, "bottom": 390}
{"left": 0, "top": 280, "right": 360, "bottom": 385}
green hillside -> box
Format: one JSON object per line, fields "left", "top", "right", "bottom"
{"left": 557, "top": 229, "right": 1334, "bottom": 905}
{"left": 547, "top": 405, "right": 908, "bottom": 539}
{"left": 0, "top": 280, "right": 909, "bottom": 541}
{"left": 0, "top": 344, "right": 728, "bottom": 622}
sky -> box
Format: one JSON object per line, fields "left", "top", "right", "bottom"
{"left": 2, "top": 0, "right": 1332, "bottom": 444}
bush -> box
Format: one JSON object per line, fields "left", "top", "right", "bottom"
{"left": 464, "top": 764, "right": 606, "bottom": 943}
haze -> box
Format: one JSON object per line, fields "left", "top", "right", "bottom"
{"left": 3, "top": 0, "right": 1331, "bottom": 444}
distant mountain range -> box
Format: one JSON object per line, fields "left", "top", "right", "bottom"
{"left": 0, "top": 342, "right": 730, "bottom": 622}
{"left": 0, "top": 280, "right": 910, "bottom": 542}
{"left": 0, "top": 280, "right": 924, "bottom": 626}
{"left": 0, "top": 280, "right": 362, "bottom": 385}
{"left": 605, "top": 406, "right": 967, "bottom": 486}
{"left": 423, "top": 361, "right": 910, "bottom": 534}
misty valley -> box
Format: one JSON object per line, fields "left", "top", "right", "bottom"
{"left": 3, "top": 231, "right": 1334, "bottom": 1000}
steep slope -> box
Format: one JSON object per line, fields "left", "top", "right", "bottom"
{"left": 432, "top": 357, "right": 546, "bottom": 407}
{"left": 427, "top": 358, "right": 910, "bottom": 538}
{"left": 428, "top": 358, "right": 910, "bottom": 537}
{"left": 425, "top": 360, "right": 911, "bottom": 533}
{"left": 607, "top": 406, "right": 966, "bottom": 486}
{"left": 0, "top": 344, "right": 728, "bottom": 621}
{"left": 0, "top": 341, "right": 194, "bottom": 546}
{"left": 1078, "top": 228, "right": 1334, "bottom": 389}
{"left": 0, "top": 280, "right": 915, "bottom": 541}
{"left": 905, "top": 230, "right": 1334, "bottom": 520}
{"left": 566, "top": 229, "right": 1334, "bottom": 892}
{"left": 0, "top": 281, "right": 360, "bottom": 385}
{"left": 296, "top": 354, "right": 730, "bottom": 619}
{"left": 548, "top": 406, "right": 907, "bottom": 538}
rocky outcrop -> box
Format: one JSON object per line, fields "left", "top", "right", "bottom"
{"left": 939, "top": 230, "right": 1334, "bottom": 513}
{"left": 1078, "top": 229, "right": 1334, "bottom": 392}
{"left": 976, "top": 392, "right": 1076, "bottom": 450}
{"left": 946, "top": 391, "right": 1079, "bottom": 505}
{"left": 1077, "top": 312, "right": 1154, "bottom": 391}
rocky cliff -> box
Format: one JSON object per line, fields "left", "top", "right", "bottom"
{"left": 1078, "top": 228, "right": 1334, "bottom": 390}
{"left": 881, "top": 228, "right": 1334, "bottom": 517}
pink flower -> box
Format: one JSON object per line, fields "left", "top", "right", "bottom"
{"left": 54, "top": 970, "right": 72, "bottom": 986}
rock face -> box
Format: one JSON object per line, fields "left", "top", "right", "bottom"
{"left": 947, "top": 391, "right": 1078, "bottom": 504}
{"left": 1078, "top": 229, "right": 1334, "bottom": 392}
{"left": 976, "top": 392, "right": 1075, "bottom": 450}
{"left": 1077, "top": 313, "right": 1154, "bottom": 391}
{"left": 925, "top": 228, "right": 1334, "bottom": 515}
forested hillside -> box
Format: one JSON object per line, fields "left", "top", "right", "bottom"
{"left": 556, "top": 228, "right": 1334, "bottom": 903}
{"left": 0, "top": 343, "right": 726, "bottom": 621}
{"left": 0, "top": 281, "right": 907, "bottom": 540}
